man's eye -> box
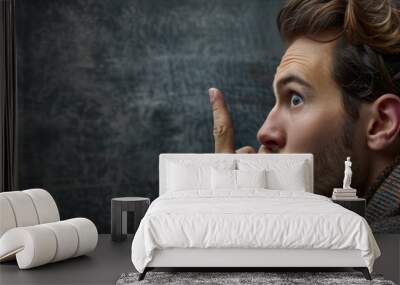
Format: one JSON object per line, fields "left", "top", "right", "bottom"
{"left": 290, "top": 93, "right": 304, "bottom": 107}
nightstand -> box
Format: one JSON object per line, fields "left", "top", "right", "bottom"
{"left": 331, "top": 198, "right": 366, "bottom": 217}
{"left": 111, "top": 197, "right": 150, "bottom": 242}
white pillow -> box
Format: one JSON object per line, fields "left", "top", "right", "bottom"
{"left": 236, "top": 169, "right": 267, "bottom": 188}
{"left": 211, "top": 168, "right": 236, "bottom": 190}
{"left": 238, "top": 159, "right": 308, "bottom": 191}
{"left": 267, "top": 162, "right": 307, "bottom": 191}
{"left": 167, "top": 162, "right": 210, "bottom": 191}
{"left": 166, "top": 159, "right": 236, "bottom": 192}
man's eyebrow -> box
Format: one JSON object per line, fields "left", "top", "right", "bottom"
{"left": 273, "top": 74, "right": 314, "bottom": 92}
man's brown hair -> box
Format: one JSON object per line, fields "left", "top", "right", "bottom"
{"left": 277, "top": 0, "right": 400, "bottom": 119}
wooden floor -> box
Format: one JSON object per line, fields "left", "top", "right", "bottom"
{"left": 0, "top": 234, "right": 399, "bottom": 285}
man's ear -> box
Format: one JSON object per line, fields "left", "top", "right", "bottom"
{"left": 366, "top": 94, "right": 400, "bottom": 150}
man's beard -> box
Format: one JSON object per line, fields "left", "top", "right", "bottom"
{"left": 312, "top": 119, "right": 358, "bottom": 197}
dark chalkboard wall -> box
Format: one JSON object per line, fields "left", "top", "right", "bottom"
{"left": 16, "top": 0, "right": 284, "bottom": 232}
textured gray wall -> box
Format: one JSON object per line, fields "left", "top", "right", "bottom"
{"left": 16, "top": 0, "right": 284, "bottom": 232}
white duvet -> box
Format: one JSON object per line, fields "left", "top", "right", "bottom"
{"left": 131, "top": 190, "right": 380, "bottom": 273}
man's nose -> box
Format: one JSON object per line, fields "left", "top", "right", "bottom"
{"left": 256, "top": 110, "right": 286, "bottom": 153}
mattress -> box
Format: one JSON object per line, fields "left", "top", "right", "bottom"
{"left": 131, "top": 190, "right": 380, "bottom": 273}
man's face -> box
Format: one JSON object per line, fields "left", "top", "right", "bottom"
{"left": 257, "top": 36, "right": 362, "bottom": 196}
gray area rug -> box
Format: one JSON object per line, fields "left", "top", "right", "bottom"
{"left": 116, "top": 271, "right": 396, "bottom": 285}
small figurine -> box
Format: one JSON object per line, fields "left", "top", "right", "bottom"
{"left": 343, "top": 157, "right": 353, "bottom": 189}
{"left": 332, "top": 157, "right": 357, "bottom": 199}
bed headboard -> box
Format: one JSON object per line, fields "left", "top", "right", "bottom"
{"left": 159, "top": 153, "right": 314, "bottom": 195}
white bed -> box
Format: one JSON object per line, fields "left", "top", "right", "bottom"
{"left": 131, "top": 153, "right": 380, "bottom": 280}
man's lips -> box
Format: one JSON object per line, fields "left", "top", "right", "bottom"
{"left": 258, "top": 144, "right": 279, "bottom": 153}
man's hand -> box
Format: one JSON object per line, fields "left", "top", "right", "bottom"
{"left": 209, "top": 87, "right": 257, "bottom": 154}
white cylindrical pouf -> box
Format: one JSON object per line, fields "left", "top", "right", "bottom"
{"left": 65, "top": 218, "right": 98, "bottom": 257}
{"left": 1, "top": 192, "right": 39, "bottom": 227}
{"left": 23, "top": 189, "right": 60, "bottom": 224}
{"left": 0, "top": 195, "right": 17, "bottom": 237}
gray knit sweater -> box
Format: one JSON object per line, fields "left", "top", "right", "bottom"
{"left": 365, "top": 156, "right": 400, "bottom": 233}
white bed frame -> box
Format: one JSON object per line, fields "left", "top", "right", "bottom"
{"left": 140, "top": 154, "right": 371, "bottom": 280}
